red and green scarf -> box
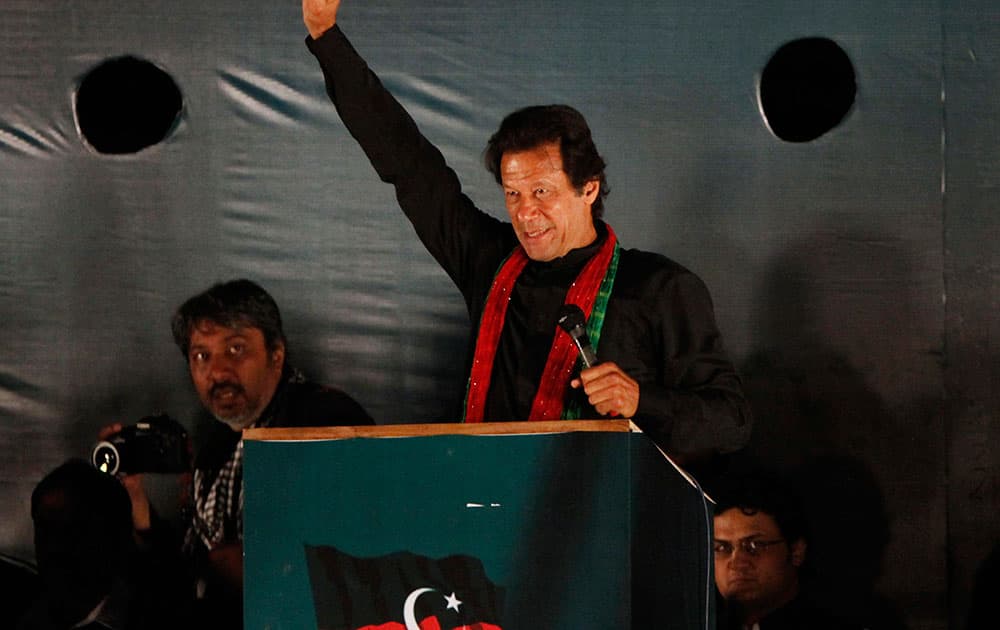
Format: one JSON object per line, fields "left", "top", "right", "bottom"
{"left": 463, "top": 225, "right": 620, "bottom": 422}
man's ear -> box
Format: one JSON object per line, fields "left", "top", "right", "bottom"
{"left": 581, "top": 178, "right": 600, "bottom": 204}
{"left": 790, "top": 538, "right": 807, "bottom": 567}
{"left": 270, "top": 341, "right": 286, "bottom": 368}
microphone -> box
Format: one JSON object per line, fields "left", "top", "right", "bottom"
{"left": 556, "top": 304, "right": 597, "bottom": 369}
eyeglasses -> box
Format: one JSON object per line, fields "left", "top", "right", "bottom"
{"left": 713, "top": 538, "right": 786, "bottom": 557}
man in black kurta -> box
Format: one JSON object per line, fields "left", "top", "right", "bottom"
{"left": 302, "top": 1, "right": 750, "bottom": 458}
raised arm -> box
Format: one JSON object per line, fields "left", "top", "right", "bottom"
{"left": 302, "top": 5, "right": 515, "bottom": 308}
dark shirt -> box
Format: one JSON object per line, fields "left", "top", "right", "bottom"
{"left": 193, "top": 366, "right": 373, "bottom": 498}
{"left": 721, "top": 594, "right": 863, "bottom": 630}
{"left": 16, "top": 560, "right": 193, "bottom": 630}
{"left": 171, "top": 367, "right": 372, "bottom": 630}
{"left": 307, "top": 26, "right": 750, "bottom": 456}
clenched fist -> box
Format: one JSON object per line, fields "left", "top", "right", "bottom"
{"left": 303, "top": 0, "right": 341, "bottom": 39}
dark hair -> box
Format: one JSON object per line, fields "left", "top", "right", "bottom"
{"left": 171, "top": 279, "right": 285, "bottom": 358}
{"left": 713, "top": 470, "right": 808, "bottom": 544}
{"left": 32, "top": 458, "right": 133, "bottom": 548}
{"left": 484, "top": 104, "right": 610, "bottom": 219}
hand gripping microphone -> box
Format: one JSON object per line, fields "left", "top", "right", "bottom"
{"left": 556, "top": 304, "right": 597, "bottom": 369}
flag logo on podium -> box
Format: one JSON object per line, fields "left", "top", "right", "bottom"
{"left": 305, "top": 544, "right": 504, "bottom": 630}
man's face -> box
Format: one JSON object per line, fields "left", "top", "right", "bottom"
{"left": 713, "top": 508, "right": 805, "bottom": 620}
{"left": 500, "top": 141, "right": 599, "bottom": 262}
{"left": 187, "top": 320, "right": 284, "bottom": 431}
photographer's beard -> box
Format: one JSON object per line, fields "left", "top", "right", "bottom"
{"left": 217, "top": 411, "right": 256, "bottom": 432}
{"left": 207, "top": 380, "right": 270, "bottom": 431}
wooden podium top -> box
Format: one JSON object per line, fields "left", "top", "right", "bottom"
{"left": 243, "top": 419, "right": 636, "bottom": 441}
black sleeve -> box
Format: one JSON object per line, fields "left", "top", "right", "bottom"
{"left": 131, "top": 508, "right": 198, "bottom": 626}
{"left": 601, "top": 253, "right": 752, "bottom": 457}
{"left": 306, "top": 26, "right": 515, "bottom": 311}
{"left": 633, "top": 271, "right": 751, "bottom": 456}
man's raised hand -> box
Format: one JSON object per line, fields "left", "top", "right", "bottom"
{"left": 303, "top": 0, "right": 341, "bottom": 40}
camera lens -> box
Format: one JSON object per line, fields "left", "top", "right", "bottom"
{"left": 91, "top": 441, "right": 121, "bottom": 475}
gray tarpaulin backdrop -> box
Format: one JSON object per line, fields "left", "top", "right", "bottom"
{"left": 1, "top": 1, "right": 997, "bottom": 629}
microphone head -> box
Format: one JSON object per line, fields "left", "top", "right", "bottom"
{"left": 557, "top": 303, "right": 597, "bottom": 368}
{"left": 556, "top": 304, "right": 587, "bottom": 337}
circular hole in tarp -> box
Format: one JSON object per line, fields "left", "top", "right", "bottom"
{"left": 759, "top": 37, "right": 856, "bottom": 142}
{"left": 75, "top": 56, "right": 183, "bottom": 154}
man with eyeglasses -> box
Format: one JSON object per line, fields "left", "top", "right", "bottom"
{"left": 712, "top": 471, "right": 860, "bottom": 630}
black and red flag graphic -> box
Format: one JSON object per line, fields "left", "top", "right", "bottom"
{"left": 305, "top": 544, "right": 505, "bottom": 630}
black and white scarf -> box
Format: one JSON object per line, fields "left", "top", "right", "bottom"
{"left": 184, "top": 367, "right": 305, "bottom": 553}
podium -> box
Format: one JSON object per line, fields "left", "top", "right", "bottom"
{"left": 243, "top": 421, "right": 714, "bottom": 629}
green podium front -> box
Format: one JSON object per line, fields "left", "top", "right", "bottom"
{"left": 243, "top": 421, "right": 714, "bottom": 629}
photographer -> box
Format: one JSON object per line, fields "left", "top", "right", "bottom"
{"left": 102, "top": 279, "right": 373, "bottom": 630}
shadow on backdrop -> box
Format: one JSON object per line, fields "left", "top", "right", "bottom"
{"left": 724, "top": 227, "right": 944, "bottom": 630}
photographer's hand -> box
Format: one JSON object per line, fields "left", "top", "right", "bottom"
{"left": 99, "top": 423, "right": 152, "bottom": 532}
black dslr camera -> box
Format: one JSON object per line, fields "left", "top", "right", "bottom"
{"left": 91, "top": 414, "right": 191, "bottom": 476}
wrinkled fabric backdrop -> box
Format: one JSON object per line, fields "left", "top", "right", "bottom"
{"left": 2, "top": 2, "right": 997, "bottom": 629}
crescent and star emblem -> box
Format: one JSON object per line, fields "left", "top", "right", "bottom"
{"left": 403, "top": 588, "right": 463, "bottom": 630}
